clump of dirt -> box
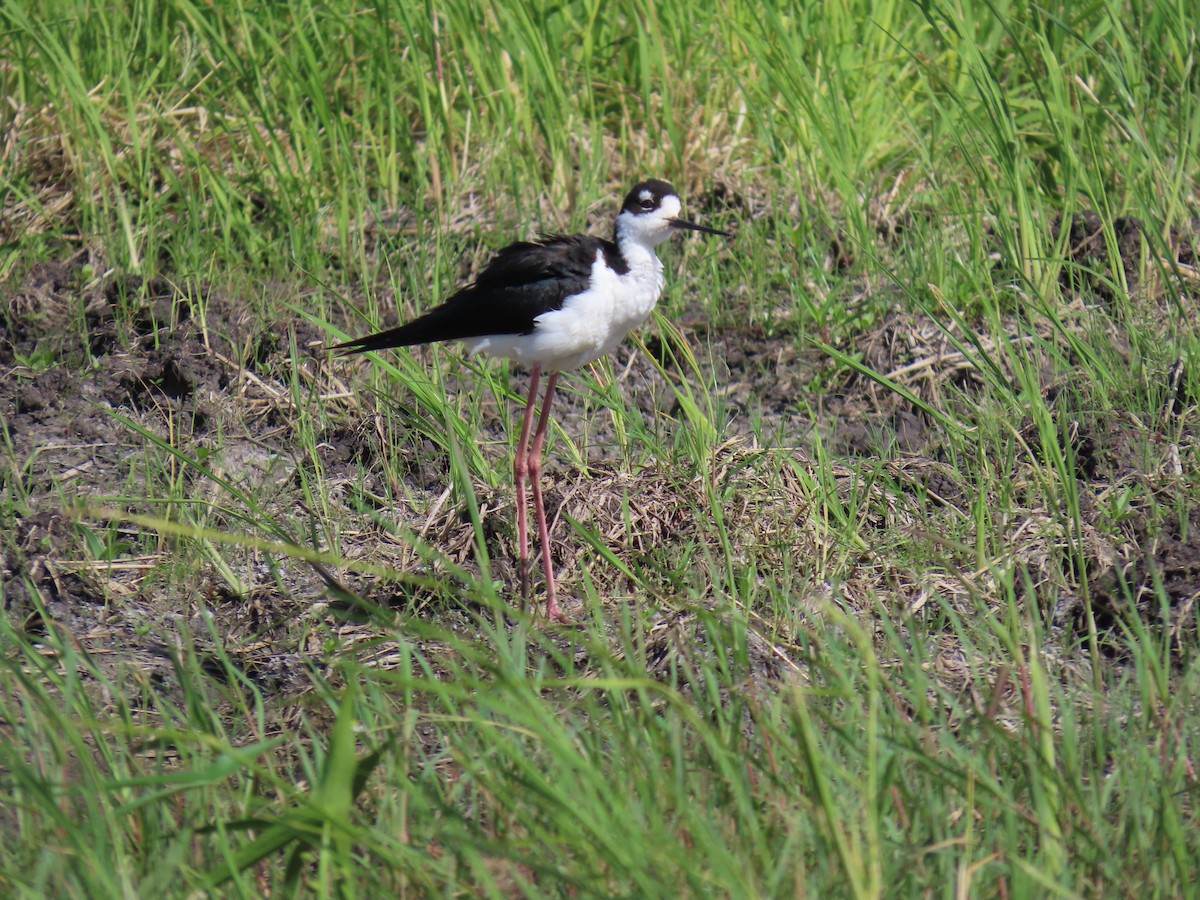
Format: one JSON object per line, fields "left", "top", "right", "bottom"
{"left": 0, "top": 109, "right": 80, "bottom": 246}
{"left": 640, "top": 323, "right": 823, "bottom": 443}
{"left": 2, "top": 261, "right": 80, "bottom": 361}
{"left": 1052, "top": 210, "right": 1200, "bottom": 316}
{"left": 1007, "top": 405, "right": 1200, "bottom": 650}
{"left": 114, "top": 330, "right": 230, "bottom": 413}
{"left": 1017, "top": 413, "right": 1154, "bottom": 484}
{"left": 1090, "top": 506, "right": 1200, "bottom": 648}
{"left": 1055, "top": 211, "right": 1150, "bottom": 302}
{"left": 811, "top": 309, "right": 992, "bottom": 457}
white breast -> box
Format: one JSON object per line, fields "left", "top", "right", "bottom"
{"left": 466, "top": 250, "right": 665, "bottom": 372}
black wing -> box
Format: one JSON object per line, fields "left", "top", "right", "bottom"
{"left": 332, "top": 235, "right": 621, "bottom": 354}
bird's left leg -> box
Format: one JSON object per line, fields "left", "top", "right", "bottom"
{"left": 513, "top": 366, "right": 542, "bottom": 606}
{"left": 528, "top": 371, "right": 568, "bottom": 623}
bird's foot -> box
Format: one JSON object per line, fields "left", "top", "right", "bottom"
{"left": 545, "top": 596, "right": 571, "bottom": 625}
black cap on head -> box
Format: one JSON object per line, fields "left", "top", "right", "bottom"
{"left": 621, "top": 179, "right": 678, "bottom": 215}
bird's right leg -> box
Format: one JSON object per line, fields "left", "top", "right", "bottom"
{"left": 514, "top": 366, "right": 542, "bottom": 605}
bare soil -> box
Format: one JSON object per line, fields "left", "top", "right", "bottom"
{"left": 2, "top": 222, "right": 1198, "bottom": 707}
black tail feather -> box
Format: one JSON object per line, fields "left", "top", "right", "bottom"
{"left": 331, "top": 323, "right": 429, "bottom": 354}
{"left": 331, "top": 307, "right": 474, "bottom": 354}
{"left": 332, "top": 288, "right": 541, "bottom": 355}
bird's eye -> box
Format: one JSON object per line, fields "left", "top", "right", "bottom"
{"left": 640, "top": 199, "right": 655, "bottom": 210}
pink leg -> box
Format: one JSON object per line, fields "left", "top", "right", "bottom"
{"left": 528, "top": 372, "right": 568, "bottom": 623}
{"left": 513, "top": 366, "right": 541, "bottom": 605}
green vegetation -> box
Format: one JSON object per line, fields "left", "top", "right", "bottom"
{"left": 2, "top": 0, "right": 1198, "bottom": 895}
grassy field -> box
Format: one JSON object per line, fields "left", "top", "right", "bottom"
{"left": 2, "top": 0, "right": 1199, "bottom": 895}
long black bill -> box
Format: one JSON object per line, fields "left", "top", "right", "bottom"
{"left": 669, "top": 217, "right": 731, "bottom": 237}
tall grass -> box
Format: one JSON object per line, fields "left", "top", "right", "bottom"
{"left": 2, "top": 0, "right": 1199, "bottom": 895}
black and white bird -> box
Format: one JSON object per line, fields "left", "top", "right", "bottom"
{"left": 334, "top": 179, "right": 729, "bottom": 622}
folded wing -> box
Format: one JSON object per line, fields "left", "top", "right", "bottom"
{"left": 333, "top": 235, "right": 617, "bottom": 353}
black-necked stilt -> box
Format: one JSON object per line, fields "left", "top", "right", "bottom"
{"left": 335, "top": 179, "right": 729, "bottom": 622}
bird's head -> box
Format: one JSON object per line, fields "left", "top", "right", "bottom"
{"left": 615, "top": 179, "right": 730, "bottom": 249}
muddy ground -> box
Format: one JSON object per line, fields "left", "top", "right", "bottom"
{"left": 2, "top": 214, "right": 1198, "bottom": 704}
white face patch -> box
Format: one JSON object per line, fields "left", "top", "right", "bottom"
{"left": 639, "top": 189, "right": 653, "bottom": 203}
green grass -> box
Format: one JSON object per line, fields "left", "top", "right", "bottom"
{"left": 3, "top": 0, "right": 1200, "bottom": 895}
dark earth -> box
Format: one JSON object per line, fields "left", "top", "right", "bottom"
{"left": 2, "top": 210, "right": 1198, "bottom": 704}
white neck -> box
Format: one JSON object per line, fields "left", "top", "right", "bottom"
{"left": 607, "top": 218, "right": 665, "bottom": 330}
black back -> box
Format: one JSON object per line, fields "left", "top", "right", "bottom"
{"left": 333, "top": 233, "right": 627, "bottom": 353}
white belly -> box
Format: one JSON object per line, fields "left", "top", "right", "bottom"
{"left": 464, "top": 251, "right": 664, "bottom": 372}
